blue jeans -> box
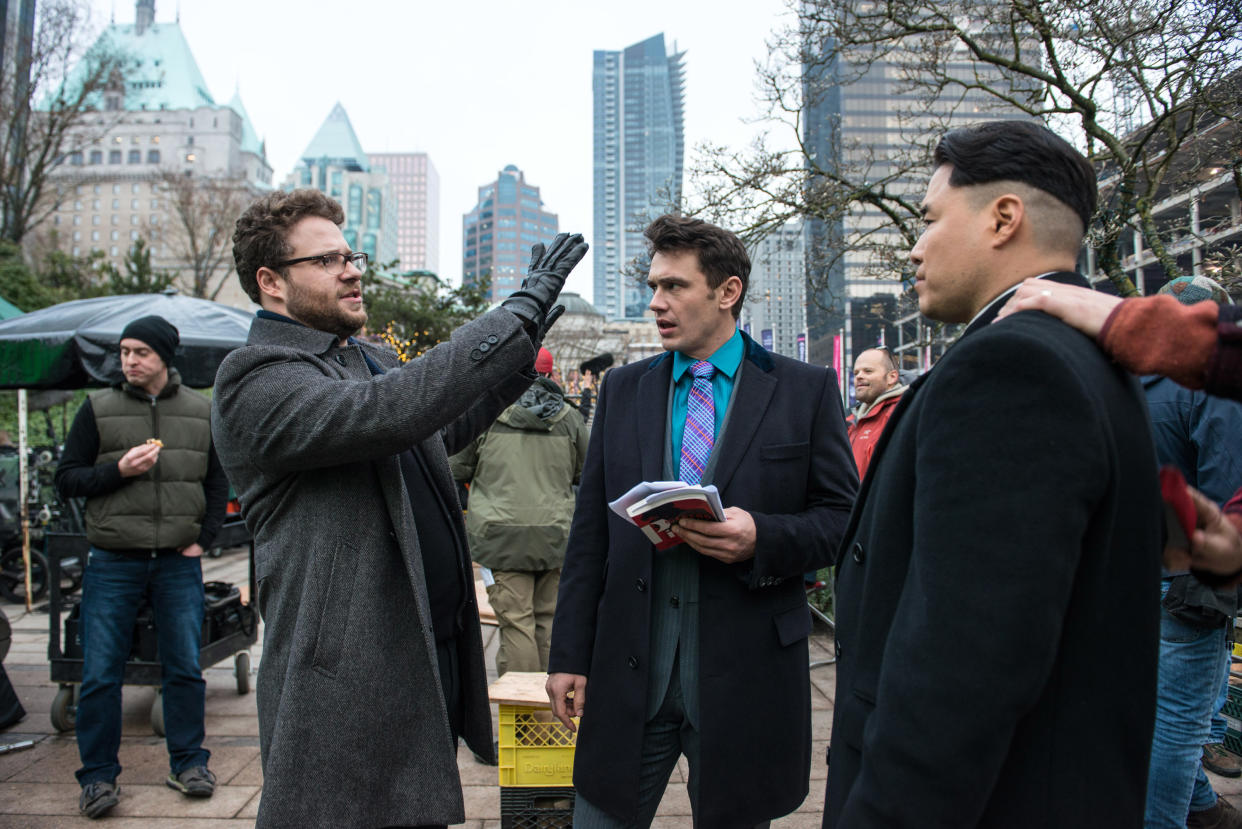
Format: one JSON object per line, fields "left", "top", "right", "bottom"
{"left": 1210, "top": 644, "right": 1231, "bottom": 744}
{"left": 1144, "top": 581, "right": 1227, "bottom": 828}
{"left": 75, "top": 547, "right": 209, "bottom": 786}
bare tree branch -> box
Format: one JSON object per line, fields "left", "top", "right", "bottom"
{"left": 0, "top": 0, "right": 127, "bottom": 244}
{"left": 157, "top": 171, "right": 252, "bottom": 299}
{"left": 687, "top": 0, "right": 1242, "bottom": 305}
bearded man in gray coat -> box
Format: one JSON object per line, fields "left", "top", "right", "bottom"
{"left": 211, "top": 189, "right": 586, "bottom": 828}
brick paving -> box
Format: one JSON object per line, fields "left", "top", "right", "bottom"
{"left": 1, "top": 545, "right": 1236, "bottom": 826}
{"left": 0, "top": 546, "right": 838, "bottom": 826}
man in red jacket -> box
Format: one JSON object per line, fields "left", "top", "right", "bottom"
{"left": 845, "top": 347, "right": 906, "bottom": 477}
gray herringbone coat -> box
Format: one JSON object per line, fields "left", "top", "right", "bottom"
{"left": 211, "top": 311, "right": 535, "bottom": 828}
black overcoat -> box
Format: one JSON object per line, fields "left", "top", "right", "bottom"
{"left": 549, "top": 334, "right": 858, "bottom": 826}
{"left": 823, "top": 272, "right": 1163, "bottom": 828}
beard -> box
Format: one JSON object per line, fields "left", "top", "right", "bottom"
{"left": 285, "top": 277, "right": 367, "bottom": 340}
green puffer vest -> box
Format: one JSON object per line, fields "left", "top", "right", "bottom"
{"left": 85, "top": 371, "right": 212, "bottom": 551}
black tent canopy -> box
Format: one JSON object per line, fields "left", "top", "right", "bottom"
{"left": 0, "top": 290, "right": 253, "bottom": 390}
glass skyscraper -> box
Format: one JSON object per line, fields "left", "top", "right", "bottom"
{"left": 801, "top": 30, "right": 1037, "bottom": 369}
{"left": 593, "top": 33, "right": 686, "bottom": 320}
{"left": 462, "top": 164, "right": 559, "bottom": 305}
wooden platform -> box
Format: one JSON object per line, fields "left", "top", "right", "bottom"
{"left": 487, "top": 670, "right": 552, "bottom": 708}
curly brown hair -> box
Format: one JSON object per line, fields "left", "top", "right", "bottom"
{"left": 643, "top": 214, "right": 750, "bottom": 319}
{"left": 232, "top": 189, "right": 345, "bottom": 303}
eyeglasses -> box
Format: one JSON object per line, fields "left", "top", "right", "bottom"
{"left": 272, "top": 251, "right": 369, "bottom": 275}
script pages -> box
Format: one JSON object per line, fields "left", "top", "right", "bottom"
{"left": 608, "top": 481, "right": 726, "bottom": 550}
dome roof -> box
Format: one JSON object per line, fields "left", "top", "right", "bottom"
{"left": 487, "top": 291, "right": 604, "bottom": 317}
{"left": 557, "top": 292, "right": 605, "bottom": 317}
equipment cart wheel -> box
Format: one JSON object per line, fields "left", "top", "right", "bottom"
{"left": 0, "top": 546, "right": 49, "bottom": 604}
{"left": 50, "top": 684, "right": 76, "bottom": 732}
{"left": 151, "top": 689, "right": 164, "bottom": 737}
{"left": 235, "top": 652, "right": 251, "bottom": 694}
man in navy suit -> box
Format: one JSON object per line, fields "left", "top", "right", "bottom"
{"left": 547, "top": 215, "right": 857, "bottom": 828}
{"left": 823, "top": 121, "right": 1163, "bottom": 827}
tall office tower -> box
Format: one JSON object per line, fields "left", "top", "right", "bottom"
{"left": 285, "top": 103, "right": 397, "bottom": 266}
{"left": 801, "top": 28, "right": 1036, "bottom": 369}
{"left": 593, "top": 33, "right": 685, "bottom": 319}
{"left": 740, "top": 223, "right": 807, "bottom": 360}
{"left": 368, "top": 152, "right": 440, "bottom": 273}
{"left": 44, "top": 0, "right": 272, "bottom": 308}
{"left": 462, "top": 164, "right": 559, "bottom": 305}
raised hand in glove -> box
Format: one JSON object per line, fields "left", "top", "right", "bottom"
{"left": 502, "top": 233, "right": 589, "bottom": 332}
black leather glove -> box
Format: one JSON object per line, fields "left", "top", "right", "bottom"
{"left": 502, "top": 233, "right": 588, "bottom": 328}
{"left": 531, "top": 304, "right": 565, "bottom": 354}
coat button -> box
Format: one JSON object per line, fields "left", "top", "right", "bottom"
{"left": 470, "top": 349, "right": 482, "bottom": 361}
{"left": 479, "top": 341, "right": 490, "bottom": 352}
{"left": 851, "top": 542, "right": 864, "bottom": 564}
{"left": 487, "top": 335, "right": 498, "bottom": 344}
{"left": 835, "top": 640, "right": 842, "bottom": 658}
{"left": 627, "top": 656, "right": 639, "bottom": 669}
{"left": 669, "top": 595, "right": 679, "bottom": 608}
{"left": 635, "top": 578, "right": 647, "bottom": 592}
{"left": 334, "top": 354, "right": 347, "bottom": 365}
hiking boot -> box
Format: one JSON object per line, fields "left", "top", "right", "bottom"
{"left": 1188, "top": 796, "right": 1242, "bottom": 829}
{"left": 166, "top": 765, "right": 216, "bottom": 797}
{"left": 79, "top": 781, "right": 119, "bottom": 819}
{"left": 1205, "top": 742, "right": 1242, "bottom": 778}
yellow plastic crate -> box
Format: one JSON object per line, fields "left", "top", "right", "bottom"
{"left": 498, "top": 704, "right": 578, "bottom": 787}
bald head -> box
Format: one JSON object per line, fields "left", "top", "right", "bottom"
{"left": 853, "top": 348, "right": 899, "bottom": 406}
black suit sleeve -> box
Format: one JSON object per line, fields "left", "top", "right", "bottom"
{"left": 54, "top": 399, "right": 126, "bottom": 500}
{"left": 837, "top": 328, "right": 1114, "bottom": 826}
{"left": 744, "top": 365, "right": 858, "bottom": 586}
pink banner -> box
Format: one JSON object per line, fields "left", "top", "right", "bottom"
{"left": 833, "top": 334, "right": 845, "bottom": 398}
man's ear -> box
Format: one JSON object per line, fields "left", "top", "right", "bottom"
{"left": 255, "top": 266, "right": 285, "bottom": 303}
{"left": 718, "top": 275, "right": 744, "bottom": 312}
{"left": 989, "top": 194, "right": 1025, "bottom": 248}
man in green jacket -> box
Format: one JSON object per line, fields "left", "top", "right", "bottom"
{"left": 452, "top": 347, "right": 589, "bottom": 676}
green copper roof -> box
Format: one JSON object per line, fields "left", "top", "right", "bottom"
{"left": 0, "top": 296, "right": 23, "bottom": 320}
{"left": 299, "top": 103, "right": 369, "bottom": 172}
{"left": 93, "top": 21, "right": 216, "bottom": 111}
{"left": 228, "top": 90, "right": 264, "bottom": 158}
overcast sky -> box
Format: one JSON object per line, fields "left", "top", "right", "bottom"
{"left": 86, "top": 0, "right": 795, "bottom": 301}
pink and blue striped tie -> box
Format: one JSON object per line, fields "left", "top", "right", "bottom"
{"left": 680, "top": 360, "right": 716, "bottom": 485}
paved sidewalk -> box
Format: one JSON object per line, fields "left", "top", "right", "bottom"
{"left": 3, "top": 547, "right": 1239, "bottom": 826}
{"left": 0, "top": 546, "right": 838, "bottom": 827}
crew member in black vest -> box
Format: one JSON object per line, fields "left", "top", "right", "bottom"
{"left": 56, "top": 315, "right": 227, "bottom": 819}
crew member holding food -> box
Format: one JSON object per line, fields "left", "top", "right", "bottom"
{"left": 55, "top": 315, "right": 227, "bottom": 820}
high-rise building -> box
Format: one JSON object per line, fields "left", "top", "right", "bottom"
{"left": 367, "top": 152, "right": 439, "bottom": 273}
{"left": 284, "top": 103, "right": 397, "bottom": 267}
{"left": 43, "top": 1, "right": 272, "bottom": 308}
{"left": 801, "top": 31, "right": 1037, "bottom": 369}
{"left": 593, "top": 33, "right": 685, "bottom": 320}
{"left": 462, "top": 164, "right": 559, "bottom": 305}
{"left": 740, "top": 223, "right": 807, "bottom": 360}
